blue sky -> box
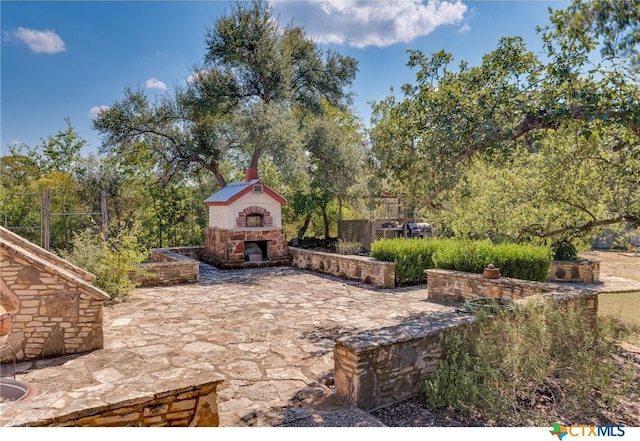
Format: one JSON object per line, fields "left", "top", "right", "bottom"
{"left": 1, "top": 0, "right": 569, "bottom": 156}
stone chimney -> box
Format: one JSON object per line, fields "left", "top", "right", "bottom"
{"left": 246, "top": 168, "right": 259, "bottom": 181}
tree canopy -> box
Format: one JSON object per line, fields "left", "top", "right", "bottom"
{"left": 93, "top": 0, "right": 358, "bottom": 189}
{"left": 369, "top": 0, "right": 640, "bottom": 244}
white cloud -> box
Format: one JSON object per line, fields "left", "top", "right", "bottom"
{"left": 458, "top": 23, "right": 471, "bottom": 33}
{"left": 89, "top": 105, "right": 109, "bottom": 119}
{"left": 186, "top": 70, "right": 206, "bottom": 84}
{"left": 272, "top": 0, "right": 468, "bottom": 48}
{"left": 145, "top": 77, "right": 167, "bottom": 90}
{"left": 11, "top": 27, "right": 66, "bottom": 53}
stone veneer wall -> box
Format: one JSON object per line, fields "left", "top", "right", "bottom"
{"left": 425, "top": 269, "right": 556, "bottom": 302}
{"left": 204, "top": 227, "right": 289, "bottom": 269}
{"left": 1, "top": 377, "right": 224, "bottom": 427}
{"left": 548, "top": 258, "right": 600, "bottom": 283}
{"left": 167, "top": 246, "right": 205, "bottom": 260}
{"left": 334, "top": 286, "right": 598, "bottom": 411}
{"left": 1, "top": 232, "right": 109, "bottom": 362}
{"left": 131, "top": 248, "right": 200, "bottom": 287}
{"left": 334, "top": 313, "right": 475, "bottom": 410}
{"left": 289, "top": 248, "right": 396, "bottom": 288}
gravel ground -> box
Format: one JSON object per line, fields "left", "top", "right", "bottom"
{"left": 370, "top": 397, "right": 485, "bottom": 427}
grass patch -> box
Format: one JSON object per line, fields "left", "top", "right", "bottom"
{"left": 598, "top": 291, "right": 640, "bottom": 346}
{"left": 587, "top": 251, "right": 640, "bottom": 282}
{"left": 590, "top": 251, "right": 640, "bottom": 346}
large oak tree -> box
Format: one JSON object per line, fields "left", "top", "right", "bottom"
{"left": 93, "top": 0, "right": 358, "bottom": 189}
{"left": 369, "top": 0, "right": 640, "bottom": 243}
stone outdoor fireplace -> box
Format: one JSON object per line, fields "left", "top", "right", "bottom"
{"left": 203, "top": 169, "right": 289, "bottom": 269}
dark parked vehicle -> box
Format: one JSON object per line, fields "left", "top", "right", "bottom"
{"left": 406, "top": 222, "right": 432, "bottom": 238}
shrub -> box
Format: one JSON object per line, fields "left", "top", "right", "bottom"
{"left": 59, "top": 227, "right": 104, "bottom": 275}
{"left": 371, "top": 238, "right": 455, "bottom": 285}
{"left": 423, "top": 300, "right": 633, "bottom": 425}
{"left": 551, "top": 240, "right": 579, "bottom": 261}
{"left": 431, "top": 240, "right": 552, "bottom": 281}
{"left": 336, "top": 240, "right": 362, "bottom": 255}
{"left": 59, "top": 224, "right": 148, "bottom": 300}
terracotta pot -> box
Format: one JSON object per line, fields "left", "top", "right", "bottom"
{"left": 0, "top": 313, "right": 11, "bottom": 338}
{"left": 482, "top": 264, "right": 501, "bottom": 279}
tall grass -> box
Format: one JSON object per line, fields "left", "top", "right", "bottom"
{"left": 424, "top": 300, "right": 634, "bottom": 425}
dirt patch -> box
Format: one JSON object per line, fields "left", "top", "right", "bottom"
{"left": 586, "top": 251, "right": 640, "bottom": 282}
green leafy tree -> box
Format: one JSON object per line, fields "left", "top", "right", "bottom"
{"left": 370, "top": 0, "right": 640, "bottom": 240}
{"left": 93, "top": 0, "right": 358, "bottom": 189}
{"left": 290, "top": 101, "right": 367, "bottom": 239}
{"left": 0, "top": 151, "right": 43, "bottom": 244}
{"left": 1, "top": 118, "right": 92, "bottom": 249}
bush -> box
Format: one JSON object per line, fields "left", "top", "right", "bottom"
{"left": 371, "top": 238, "right": 552, "bottom": 284}
{"left": 371, "top": 238, "right": 456, "bottom": 285}
{"left": 59, "top": 228, "right": 104, "bottom": 275}
{"left": 551, "top": 240, "right": 579, "bottom": 261}
{"left": 59, "top": 224, "right": 148, "bottom": 300}
{"left": 423, "top": 300, "right": 633, "bottom": 425}
{"left": 432, "top": 240, "right": 553, "bottom": 282}
{"left": 336, "top": 240, "right": 362, "bottom": 255}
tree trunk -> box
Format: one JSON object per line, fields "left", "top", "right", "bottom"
{"left": 250, "top": 146, "right": 261, "bottom": 170}
{"left": 321, "top": 203, "right": 330, "bottom": 244}
{"left": 298, "top": 213, "right": 312, "bottom": 239}
{"left": 204, "top": 163, "right": 227, "bottom": 188}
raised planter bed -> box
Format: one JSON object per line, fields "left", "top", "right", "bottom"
{"left": 132, "top": 248, "right": 200, "bottom": 287}
{"left": 334, "top": 275, "right": 598, "bottom": 411}
{"left": 289, "top": 247, "right": 395, "bottom": 288}
{"left": 548, "top": 258, "right": 600, "bottom": 283}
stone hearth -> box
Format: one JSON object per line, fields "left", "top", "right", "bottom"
{"left": 204, "top": 227, "right": 289, "bottom": 269}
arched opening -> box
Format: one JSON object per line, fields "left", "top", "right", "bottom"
{"left": 246, "top": 213, "right": 263, "bottom": 228}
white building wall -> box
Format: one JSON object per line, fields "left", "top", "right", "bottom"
{"left": 208, "top": 191, "right": 283, "bottom": 229}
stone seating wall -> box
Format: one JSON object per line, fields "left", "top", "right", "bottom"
{"left": 1, "top": 376, "right": 224, "bottom": 427}
{"left": 289, "top": 247, "right": 396, "bottom": 288}
{"left": 425, "top": 268, "right": 556, "bottom": 302}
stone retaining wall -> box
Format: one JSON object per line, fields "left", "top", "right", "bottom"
{"left": 334, "top": 312, "right": 475, "bottom": 410}
{"left": 167, "top": 246, "right": 205, "bottom": 261}
{"left": 289, "top": 248, "right": 396, "bottom": 288}
{"left": 549, "top": 258, "right": 600, "bottom": 283}
{"left": 132, "top": 248, "right": 200, "bottom": 287}
{"left": 334, "top": 279, "right": 598, "bottom": 411}
{"left": 425, "top": 268, "right": 555, "bottom": 302}
{"left": 1, "top": 376, "right": 224, "bottom": 427}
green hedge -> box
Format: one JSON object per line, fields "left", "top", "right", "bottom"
{"left": 370, "top": 238, "right": 455, "bottom": 285}
{"left": 371, "top": 238, "right": 552, "bottom": 285}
